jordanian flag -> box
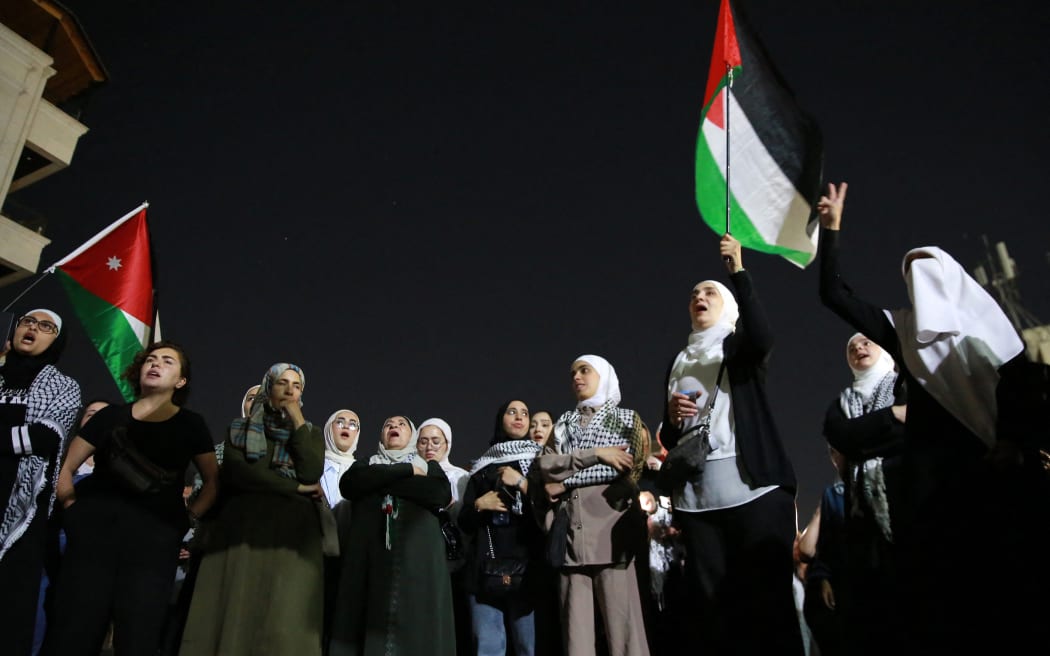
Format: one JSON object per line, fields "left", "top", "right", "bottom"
{"left": 49, "top": 204, "right": 155, "bottom": 401}
{"left": 695, "top": 0, "right": 823, "bottom": 268}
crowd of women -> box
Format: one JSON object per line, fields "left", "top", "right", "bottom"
{"left": 1, "top": 180, "right": 1047, "bottom": 656}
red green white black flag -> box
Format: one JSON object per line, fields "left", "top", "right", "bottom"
{"left": 48, "top": 203, "right": 155, "bottom": 401}
{"left": 695, "top": 0, "right": 824, "bottom": 268}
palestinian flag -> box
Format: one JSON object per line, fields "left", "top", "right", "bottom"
{"left": 695, "top": 0, "right": 824, "bottom": 268}
{"left": 49, "top": 204, "right": 155, "bottom": 401}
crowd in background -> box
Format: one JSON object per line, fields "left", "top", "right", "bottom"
{"left": 1, "top": 181, "right": 1048, "bottom": 656}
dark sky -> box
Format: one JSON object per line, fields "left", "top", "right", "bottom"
{"left": 9, "top": 0, "right": 1050, "bottom": 515}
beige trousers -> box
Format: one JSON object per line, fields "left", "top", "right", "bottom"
{"left": 559, "top": 561, "right": 650, "bottom": 656}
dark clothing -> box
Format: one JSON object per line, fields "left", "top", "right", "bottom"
{"left": 457, "top": 462, "right": 543, "bottom": 603}
{"left": 42, "top": 405, "right": 212, "bottom": 656}
{"left": 676, "top": 488, "right": 803, "bottom": 656}
{"left": 817, "top": 227, "right": 1026, "bottom": 653}
{"left": 43, "top": 493, "right": 184, "bottom": 656}
{"left": 803, "top": 483, "right": 846, "bottom": 656}
{"left": 77, "top": 404, "right": 213, "bottom": 533}
{"left": 821, "top": 399, "right": 906, "bottom": 656}
{"left": 659, "top": 270, "right": 802, "bottom": 656}
{"left": 328, "top": 460, "right": 455, "bottom": 656}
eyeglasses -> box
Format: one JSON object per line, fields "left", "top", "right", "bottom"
{"left": 17, "top": 316, "right": 59, "bottom": 334}
{"left": 334, "top": 418, "right": 360, "bottom": 430}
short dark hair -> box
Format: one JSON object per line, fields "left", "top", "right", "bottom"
{"left": 122, "top": 340, "right": 192, "bottom": 406}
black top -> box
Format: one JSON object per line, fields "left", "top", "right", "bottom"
{"left": 77, "top": 403, "right": 213, "bottom": 529}
{"left": 458, "top": 461, "right": 543, "bottom": 597}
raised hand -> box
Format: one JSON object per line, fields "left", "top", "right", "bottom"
{"left": 817, "top": 181, "right": 848, "bottom": 230}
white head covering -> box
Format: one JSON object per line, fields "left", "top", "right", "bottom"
{"left": 24, "top": 308, "right": 62, "bottom": 334}
{"left": 369, "top": 416, "right": 428, "bottom": 470}
{"left": 323, "top": 409, "right": 359, "bottom": 477}
{"left": 417, "top": 417, "right": 469, "bottom": 501}
{"left": 845, "top": 332, "right": 897, "bottom": 400}
{"left": 885, "top": 246, "right": 1024, "bottom": 447}
{"left": 240, "top": 384, "right": 261, "bottom": 418}
{"left": 574, "top": 354, "right": 621, "bottom": 409}
{"left": 668, "top": 280, "right": 739, "bottom": 457}
{"left": 683, "top": 280, "right": 739, "bottom": 363}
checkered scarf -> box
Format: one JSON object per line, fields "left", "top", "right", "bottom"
{"left": 468, "top": 439, "right": 542, "bottom": 477}
{"left": 0, "top": 365, "right": 81, "bottom": 559}
{"left": 840, "top": 366, "right": 897, "bottom": 543}
{"left": 554, "top": 401, "right": 639, "bottom": 488}
{"left": 228, "top": 363, "right": 306, "bottom": 478}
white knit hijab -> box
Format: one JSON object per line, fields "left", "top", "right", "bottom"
{"left": 885, "top": 247, "right": 1024, "bottom": 447}
{"left": 323, "top": 409, "right": 359, "bottom": 478}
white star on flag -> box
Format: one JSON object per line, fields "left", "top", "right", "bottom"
{"left": 107, "top": 256, "right": 122, "bottom": 271}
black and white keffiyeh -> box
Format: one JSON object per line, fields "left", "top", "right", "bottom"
{"left": 554, "top": 401, "right": 639, "bottom": 489}
{"left": 839, "top": 333, "right": 897, "bottom": 543}
{"left": 0, "top": 365, "right": 81, "bottom": 559}
{"left": 468, "top": 439, "right": 541, "bottom": 477}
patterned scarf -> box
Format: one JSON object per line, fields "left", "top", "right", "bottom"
{"left": 554, "top": 400, "right": 639, "bottom": 488}
{"left": 0, "top": 365, "right": 81, "bottom": 559}
{"left": 227, "top": 363, "right": 306, "bottom": 479}
{"left": 838, "top": 336, "right": 897, "bottom": 542}
{"left": 468, "top": 439, "right": 542, "bottom": 477}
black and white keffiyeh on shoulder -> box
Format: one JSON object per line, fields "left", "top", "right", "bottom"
{"left": 0, "top": 364, "right": 81, "bottom": 559}
{"left": 555, "top": 402, "right": 640, "bottom": 488}
{"left": 468, "top": 439, "right": 541, "bottom": 477}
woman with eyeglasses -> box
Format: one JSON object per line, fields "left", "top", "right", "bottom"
{"left": 178, "top": 363, "right": 325, "bottom": 656}
{"left": 416, "top": 417, "right": 472, "bottom": 655}
{"left": 0, "top": 309, "right": 81, "bottom": 656}
{"left": 328, "top": 416, "right": 455, "bottom": 656}
{"left": 321, "top": 410, "right": 362, "bottom": 508}
{"left": 44, "top": 340, "right": 216, "bottom": 656}
{"left": 457, "top": 400, "right": 544, "bottom": 656}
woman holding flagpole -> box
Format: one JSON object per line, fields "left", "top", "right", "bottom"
{"left": 659, "top": 234, "right": 803, "bottom": 656}
{"left": 0, "top": 309, "right": 81, "bottom": 656}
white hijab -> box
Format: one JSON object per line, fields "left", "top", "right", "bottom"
{"left": 681, "top": 280, "right": 740, "bottom": 364}
{"left": 575, "top": 354, "right": 621, "bottom": 409}
{"left": 369, "top": 416, "right": 428, "bottom": 470}
{"left": 844, "top": 333, "right": 897, "bottom": 401}
{"left": 417, "top": 417, "right": 469, "bottom": 498}
{"left": 668, "top": 280, "right": 739, "bottom": 457}
{"left": 885, "top": 246, "right": 1024, "bottom": 447}
{"left": 323, "top": 409, "right": 359, "bottom": 478}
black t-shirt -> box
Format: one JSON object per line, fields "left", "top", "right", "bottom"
{"left": 77, "top": 403, "right": 213, "bottom": 527}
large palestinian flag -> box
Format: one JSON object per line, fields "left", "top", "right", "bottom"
{"left": 695, "top": 0, "right": 824, "bottom": 268}
{"left": 49, "top": 204, "right": 155, "bottom": 401}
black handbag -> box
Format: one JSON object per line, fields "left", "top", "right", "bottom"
{"left": 436, "top": 507, "right": 464, "bottom": 561}
{"left": 659, "top": 361, "right": 726, "bottom": 490}
{"left": 480, "top": 525, "right": 526, "bottom": 597}
{"left": 106, "top": 425, "right": 177, "bottom": 495}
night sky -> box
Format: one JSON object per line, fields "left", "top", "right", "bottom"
{"left": 9, "top": 0, "right": 1050, "bottom": 516}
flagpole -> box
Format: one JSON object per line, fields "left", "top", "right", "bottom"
{"left": 724, "top": 63, "right": 732, "bottom": 235}
{"left": 47, "top": 201, "right": 149, "bottom": 271}
{"left": 723, "top": 62, "right": 735, "bottom": 268}
{"left": 1, "top": 272, "right": 51, "bottom": 312}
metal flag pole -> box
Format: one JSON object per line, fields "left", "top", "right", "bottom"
{"left": 725, "top": 62, "right": 732, "bottom": 235}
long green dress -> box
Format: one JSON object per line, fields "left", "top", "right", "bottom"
{"left": 179, "top": 422, "right": 325, "bottom": 655}
{"left": 328, "top": 460, "right": 455, "bottom": 656}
